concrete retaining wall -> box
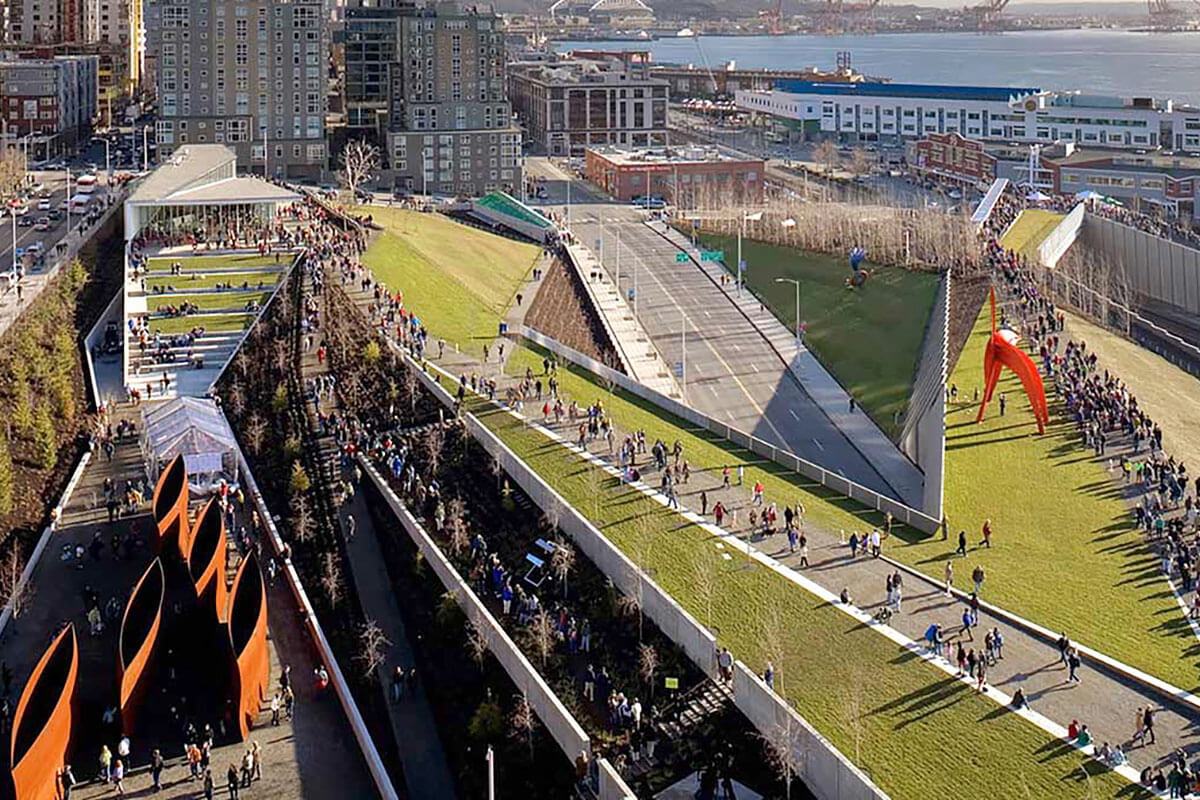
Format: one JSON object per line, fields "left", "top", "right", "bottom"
{"left": 1038, "top": 203, "right": 1085, "bottom": 269}
{"left": 732, "top": 662, "right": 888, "bottom": 800}
{"left": 898, "top": 271, "right": 948, "bottom": 522}
{"left": 1084, "top": 214, "right": 1200, "bottom": 316}
{"left": 514, "top": 324, "right": 941, "bottom": 535}
{"left": 360, "top": 455, "right": 593, "bottom": 763}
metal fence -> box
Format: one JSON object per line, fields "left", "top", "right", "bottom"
{"left": 514, "top": 325, "right": 941, "bottom": 535}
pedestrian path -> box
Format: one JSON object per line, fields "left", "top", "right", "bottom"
{"left": 649, "top": 219, "right": 925, "bottom": 509}
{"left": 300, "top": 260, "right": 459, "bottom": 800}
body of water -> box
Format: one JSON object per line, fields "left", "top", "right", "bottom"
{"left": 556, "top": 29, "right": 1200, "bottom": 106}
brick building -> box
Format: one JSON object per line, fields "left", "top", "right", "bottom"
{"left": 0, "top": 53, "right": 98, "bottom": 151}
{"left": 584, "top": 144, "right": 765, "bottom": 205}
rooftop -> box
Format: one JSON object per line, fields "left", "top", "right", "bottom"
{"left": 1052, "top": 148, "right": 1200, "bottom": 179}
{"left": 588, "top": 144, "right": 763, "bottom": 166}
{"left": 773, "top": 80, "right": 1041, "bottom": 103}
{"left": 128, "top": 145, "right": 299, "bottom": 206}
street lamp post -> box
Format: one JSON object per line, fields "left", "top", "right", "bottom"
{"left": 775, "top": 277, "right": 803, "bottom": 344}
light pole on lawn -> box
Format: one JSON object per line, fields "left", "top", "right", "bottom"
{"left": 775, "top": 277, "right": 803, "bottom": 344}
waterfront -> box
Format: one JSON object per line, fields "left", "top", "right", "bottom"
{"left": 557, "top": 29, "right": 1200, "bottom": 105}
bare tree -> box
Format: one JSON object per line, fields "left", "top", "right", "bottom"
{"left": 446, "top": 497, "right": 470, "bottom": 555}
{"left": 422, "top": 426, "right": 444, "bottom": 478}
{"left": 356, "top": 618, "right": 392, "bottom": 679}
{"left": 760, "top": 717, "right": 806, "bottom": 800}
{"left": 243, "top": 413, "right": 268, "bottom": 456}
{"left": 321, "top": 552, "right": 344, "bottom": 607}
{"left": 0, "top": 546, "right": 33, "bottom": 625}
{"left": 550, "top": 539, "right": 576, "bottom": 599}
{"left": 848, "top": 146, "right": 871, "bottom": 180}
{"left": 813, "top": 139, "right": 840, "bottom": 176}
{"left": 529, "top": 607, "right": 556, "bottom": 669}
{"left": 639, "top": 643, "right": 659, "bottom": 702}
{"left": 509, "top": 692, "right": 537, "bottom": 760}
{"left": 465, "top": 620, "right": 489, "bottom": 672}
{"left": 226, "top": 381, "right": 246, "bottom": 417}
{"left": 691, "top": 548, "right": 719, "bottom": 633}
{"left": 761, "top": 605, "right": 787, "bottom": 697}
{"left": 339, "top": 139, "right": 381, "bottom": 201}
{"left": 290, "top": 502, "right": 315, "bottom": 543}
{"left": 405, "top": 367, "right": 419, "bottom": 415}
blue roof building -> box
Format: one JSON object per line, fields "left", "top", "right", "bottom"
{"left": 772, "top": 81, "right": 1042, "bottom": 103}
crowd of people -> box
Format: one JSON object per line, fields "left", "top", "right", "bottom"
{"left": 1090, "top": 201, "right": 1200, "bottom": 251}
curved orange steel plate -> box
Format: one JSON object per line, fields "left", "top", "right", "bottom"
{"left": 9, "top": 624, "right": 78, "bottom": 800}
{"left": 975, "top": 288, "right": 1048, "bottom": 434}
{"left": 152, "top": 455, "right": 190, "bottom": 559}
{"left": 188, "top": 498, "right": 228, "bottom": 624}
{"left": 118, "top": 558, "right": 165, "bottom": 735}
{"left": 227, "top": 552, "right": 269, "bottom": 741}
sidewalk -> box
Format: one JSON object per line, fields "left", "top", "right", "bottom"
{"left": 650, "top": 220, "right": 926, "bottom": 509}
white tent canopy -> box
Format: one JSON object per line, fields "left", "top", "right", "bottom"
{"left": 141, "top": 397, "right": 239, "bottom": 491}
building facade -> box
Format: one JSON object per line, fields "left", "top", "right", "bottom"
{"left": 0, "top": 54, "right": 98, "bottom": 148}
{"left": 376, "top": 1, "right": 521, "bottom": 197}
{"left": 737, "top": 81, "right": 1180, "bottom": 152}
{"left": 144, "top": 0, "right": 328, "bottom": 179}
{"left": 1047, "top": 149, "right": 1200, "bottom": 221}
{"left": 509, "top": 51, "right": 668, "bottom": 157}
{"left": 584, "top": 144, "right": 765, "bottom": 205}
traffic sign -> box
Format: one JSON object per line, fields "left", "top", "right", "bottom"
{"left": 675, "top": 252, "right": 688, "bottom": 263}
{"left": 674, "top": 362, "right": 684, "bottom": 378}
{"left": 664, "top": 677, "right": 679, "bottom": 690}
{"left": 700, "top": 250, "right": 724, "bottom": 263}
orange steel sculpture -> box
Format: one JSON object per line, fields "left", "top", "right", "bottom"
{"left": 9, "top": 624, "right": 78, "bottom": 800}
{"left": 118, "top": 558, "right": 165, "bottom": 735}
{"left": 188, "top": 499, "right": 229, "bottom": 623}
{"left": 976, "top": 287, "right": 1049, "bottom": 434}
{"left": 152, "top": 455, "right": 190, "bottom": 559}
{"left": 227, "top": 552, "right": 269, "bottom": 740}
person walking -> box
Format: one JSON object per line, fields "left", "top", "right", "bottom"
{"left": 112, "top": 760, "right": 125, "bottom": 796}
{"left": 1056, "top": 633, "right": 1071, "bottom": 667}
{"left": 956, "top": 529, "right": 968, "bottom": 557}
{"left": 1133, "top": 707, "right": 1145, "bottom": 745}
{"left": 944, "top": 560, "right": 954, "bottom": 597}
{"left": 227, "top": 765, "right": 240, "bottom": 799}
{"left": 798, "top": 532, "right": 809, "bottom": 568}
{"left": 204, "top": 769, "right": 215, "bottom": 800}
{"left": 972, "top": 565, "right": 985, "bottom": 595}
{"left": 1143, "top": 707, "right": 1157, "bottom": 744}
{"left": 961, "top": 607, "right": 974, "bottom": 641}
{"left": 976, "top": 659, "right": 988, "bottom": 693}
{"left": 700, "top": 490, "right": 708, "bottom": 516}
{"left": 150, "top": 748, "right": 164, "bottom": 792}
{"left": 980, "top": 518, "right": 993, "bottom": 548}
{"left": 99, "top": 745, "right": 113, "bottom": 783}
{"left": 1067, "top": 647, "right": 1082, "bottom": 684}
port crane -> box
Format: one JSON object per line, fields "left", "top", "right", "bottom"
{"left": 1147, "top": 0, "right": 1200, "bottom": 24}
{"left": 969, "top": 0, "right": 1010, "bottom": 28}
{"left": 758, "top": 0, "right": 785, "bottom": 34}
{"left": 820, "top": 0, "right": 881, "bottom": 33}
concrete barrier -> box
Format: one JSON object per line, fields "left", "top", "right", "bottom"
{"left": 733, "top": 662, "right": 889, "bottom": 800}
{"left": 360, "top": 455, "right": 593, "bottom": 763}
{"left": 83, "top": 290, "right": 124, "bottom": 410}
{"left": 598, "top": 758, "right": 638, "bottom": 800}
{"left": 225, "top": 419, "right": 401, "bottom": 800}
{"left": 1083, "top": 213, "right": 1200, "bottom": 317}
{"left": 1038, "top": 203, "right": 1085, "bottom": 269}
{"left": 0, "top": 451, "right": 91, "bottom": 640}
{"left": 516, "top": 325, "right": 941, "bottom": 535}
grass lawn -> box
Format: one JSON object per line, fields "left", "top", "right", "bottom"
{"left": 148, "top": 290, "right": 272, "bottom": 313}
{"left": 467, "top": 394, "right": 1142, "bottom": 800}
{"left": 146, "top": 253, "right": 285, "bottom": 272}
{"left": 693, "top": 231, "right": 941, "bottom": 438}
{"left": 145, "top": 273, "right": 281, "bottom": 292}
{"left": 358, "top": 207, "right": 540, "bottom": 348}
{"left": 1001, "top": 210, "right": 1064, "bottom": 257}
{"left": 914, "top": 303, "right": 1197, "bottom": 690}
{"left": 148, "top": 313, "right": 254, "bottom": 334}
{"left": 506, "top": 341, "right": 878, "bottom": 537}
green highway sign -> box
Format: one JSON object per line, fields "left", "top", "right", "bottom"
{"left": 675, "top": 252, "right": 688, "bottom": 263}
{"left": 700, "top": 250, "right": 724, "bottom": 263}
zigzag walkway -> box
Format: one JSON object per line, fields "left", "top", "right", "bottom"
{"left": 336, "top": 264, "right": 1200, "bottom": 791}
{"left": 295, "top": 258, "right": 458, "bottom": 800}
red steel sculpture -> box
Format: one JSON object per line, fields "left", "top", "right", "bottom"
{"left": 227, "top": 552, "right": 269, "bottom": 740}
{"left": 9, "top": 624, "right": 78, "bottom": 800}
{"left": 976, "top": 287, "right": 1049, "bottom": 434}
{"left": 188, "top": 498, "right": 228, "bottom": 623}
{"left": 152, "top": 455, "right": 190, "bottom": 559}
{"left": 118, "top": 558, "right": 165, "bottom": 735}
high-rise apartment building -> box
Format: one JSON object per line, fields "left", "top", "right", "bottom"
{"left": 144, "top": 0, "right": 328, "bottom": 178}
{"left": 0, "top": 53, "right": 98, "bottom": 148}
{"left": 344, "top": 0, "right": 521, "bottom": 197}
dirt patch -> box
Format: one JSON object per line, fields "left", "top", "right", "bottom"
{"left": 524, "top": 257, "right": 622, "bottom": 370}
